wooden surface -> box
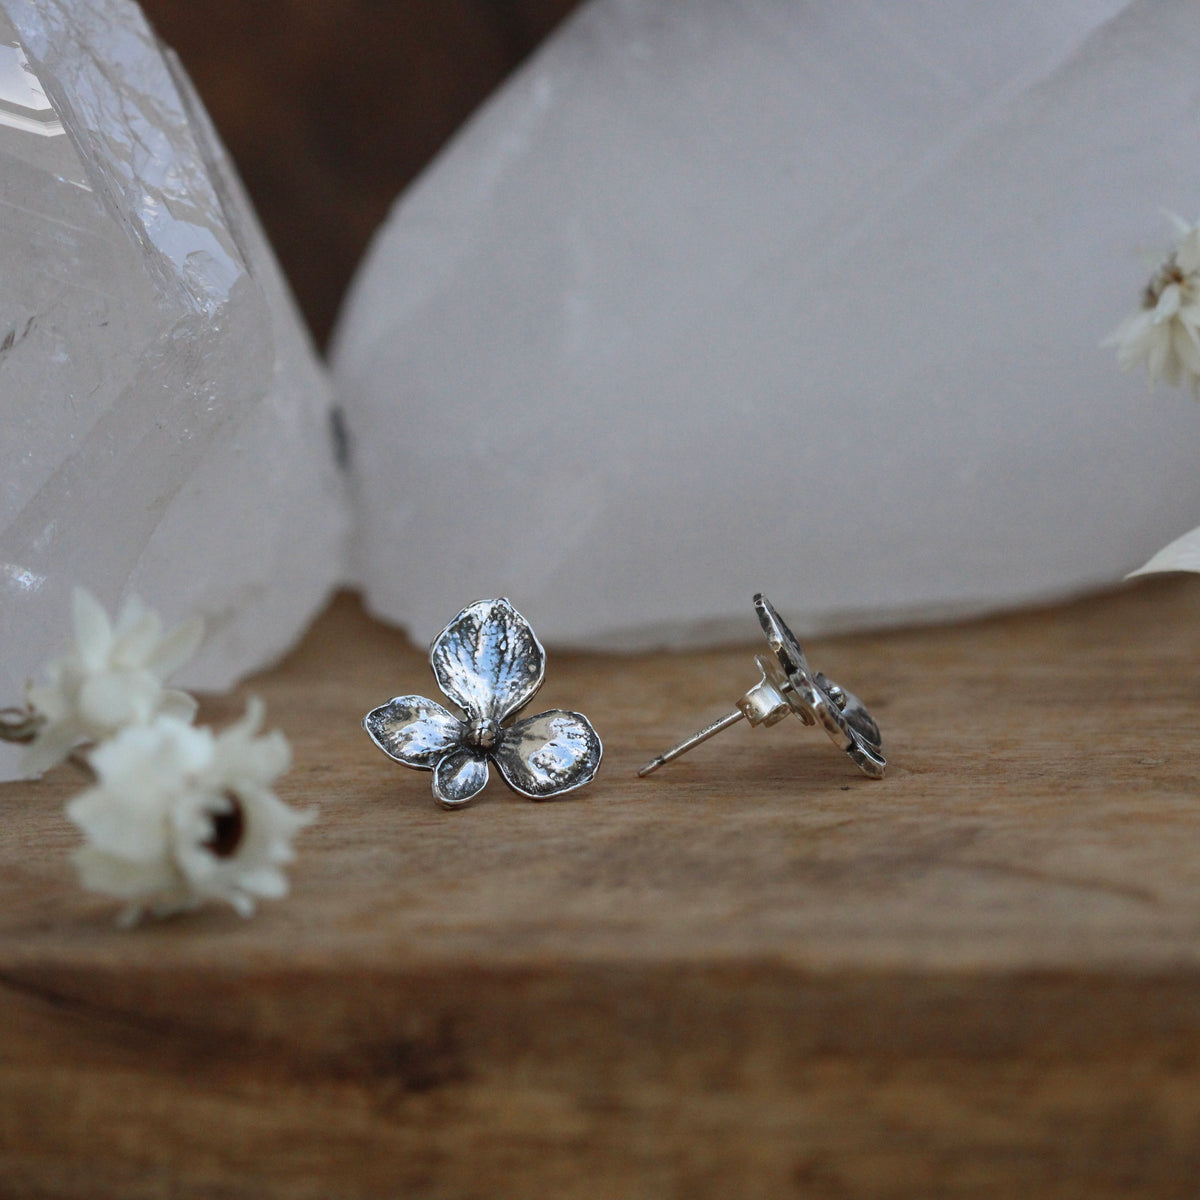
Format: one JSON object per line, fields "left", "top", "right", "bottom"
{"left": 4, "top": 579, "right": 1200, "bottom": 1198}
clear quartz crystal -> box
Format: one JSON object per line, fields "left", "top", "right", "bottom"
{"left": 333, "top": 0, "right": 1200, "bottom": 651}
{"left": 0, "top": 0, "right": 346, "bottom": 779}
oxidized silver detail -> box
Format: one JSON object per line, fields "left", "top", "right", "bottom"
{"left": 493, "top": 710, "right": 604, "bottom": 799}
{"left": 364, "top": 598, "right": 603, "bottom": 808}
{"left": 637, "top": 592, "right": 885, "bottom": 780}
{"left": 753, "top": 594, "right": 885, "bottom": 778}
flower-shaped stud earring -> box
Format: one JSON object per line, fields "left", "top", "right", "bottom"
{"left": 364, "top": 598, "right": 603, "bottom": 808}
{"left": 638, "top": 593, "right": 885, "bottom": 779}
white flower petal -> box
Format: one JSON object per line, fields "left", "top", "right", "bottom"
{"left": 1165, "top": 210, "right": 1193, "bottom": 240}
{"left": 66, "top": 786, "right": 171, "bottom": 860}
{"left": 244, "top": 790, "right": 315, "bottom": 853}
{"left": 233, "top": 866, "right": 290, "bottom": 898}
{"left": 210, "top": 712, "right": 292, "bottom": 783}
{"left": 159, "top": 689, "right": 199, "bottom": 723}
{"left": 1178, "top": 227, "right": 1200, "bottom": 275}
{"left": 1172, "top": 323, "right": 1200, "bottom": 377}
{"left": 1129, "top": 524, "right": 1200, "bottom": 577}
{"left": 146, "top": 617, "right": 205, "bottom": 678}
{"left": 1154, "top": 283, "right": 1182, "bottom": 321}
{"left": 1146, "top": 326, "right": 1171, "bottom": 384}
{"left": 72, "top": 845, "right": 178, "bottom": 900}
{"left": 1180, "top": 308, "right": 1200, "bottom": 333}
{"left": 26, "top": 682, "right": 68, "bottom": 722}
{"left": 112, "top": 612, "right": 163, "bottom": 670}
{"left": 1163, "top": 346, "right": 1183, "bottom": 388}
{"left": 112, "top": 594, "right": 148, "bottom": 634}
{"left": 19, "top": 720, "right": 82, "bottom": 777}
{"left": 88, "top": 717, "right": 212, "bottom": 785}
{"left": 71, "top": 587, "right": 113, "bottom": 670}
{"left": 78, "top": 670, "right": 159, "bottom": 731}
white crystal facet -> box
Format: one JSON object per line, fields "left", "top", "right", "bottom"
{"left": 333, "top": 0, "right": 1200, "bottom": 650}
{"left": 0, "top": 0, "right": 347, "bottom": 778}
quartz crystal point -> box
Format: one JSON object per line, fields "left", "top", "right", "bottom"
{"left": 333, "top": 0, "right": 1200, "bottom": 651}
{"left": 0, "top": 0, "right": 346, "bottom": 779}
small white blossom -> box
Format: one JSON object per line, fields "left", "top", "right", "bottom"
{"left": 21, "top": 587, "right": 204, "bottom": 777}
{"left": 66, "top": 701, "right": 311, "bottom": 925}
{"left": 1105, "top": 213, "right": 1200, "bottom": 396}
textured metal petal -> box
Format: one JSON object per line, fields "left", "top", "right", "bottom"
{"left": 755, "top": 593, "right": 886, "bottom": 778}
{"left": 493, "top": 710, "right": 603, "bottom": 800}
{"left": 363, "top": 696, "right": 464, "bottom": 768}
{"left": 433, "top": 748, "right": 490, "bottom": 807}
{"left": 816, "top": 675, "right": 887, "bottom": 779}
{"left": 430, "top": 598, "right": 545, "bottom": 722}
{"left": 755, "top": 593, "right": 814, "bottom": 688}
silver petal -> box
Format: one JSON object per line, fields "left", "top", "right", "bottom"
{"left": 430, "top": 597, "right": 545, "bottom": 722}
{"left": 433, "top": 748, "right": 490, "bottom": 807}
{"left": 493, "top": 709, "right": 603, "bottom": 800}
{"left": 363, "top": 696, "right": 464, "bottom": 768}
{"left": 755, "top": 593, "right": 885, "bottom": 778}
{"left": 755, "top": 593, "right": 815, "bottom": 690}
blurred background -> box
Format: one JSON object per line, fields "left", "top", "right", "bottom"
{"left": 139, "top": 0, "right": 586, "bottom": 349}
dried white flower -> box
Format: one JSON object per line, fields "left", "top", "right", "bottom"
{"left": 1105, "top": 213, "right": 1200, "bottom": 396}
{"left": 66, "top": 701, "right": 311, "bottom": 924}
{"left": 21, "top": 587, "right": 204, "bottom": 777}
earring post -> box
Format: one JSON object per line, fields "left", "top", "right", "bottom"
{"left": 637, "top": 709, "right": 745, "bottom": 777}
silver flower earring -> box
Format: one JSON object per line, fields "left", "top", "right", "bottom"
{"left": 364, "top": 598, "right": 603, "bottom": 808}
{"left": 638, "top": 593, "right": 885, "bottom": 779}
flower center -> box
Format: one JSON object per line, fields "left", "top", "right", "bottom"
{"left": 204, "top": 791, "right": 245, "bottom": 859}
{"left": 463, "top": 716, "right": 501, "bottom": 751}
{"left": 1144, "top": 256, "right": 1188, "bottom": 308}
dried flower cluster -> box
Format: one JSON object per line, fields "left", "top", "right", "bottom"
{"left": 1106, "top": 213, "right": 1200, "bottom": 396}
{"left": 21, "top": 589, "right": 202, "bottom": 776}
{"left": 1107, "top": 214, "right": 1200, "bottom": 578}
{"left": 14, "top": 588, "right": 311, "bottom": 925}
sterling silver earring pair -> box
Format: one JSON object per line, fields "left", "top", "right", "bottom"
{"left": 363, "top": 594, "right": 884, "bottom": 809}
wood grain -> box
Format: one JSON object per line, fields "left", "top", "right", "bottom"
{"left": 3, "top": 579, "right": 1200, "bottom": 1197}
